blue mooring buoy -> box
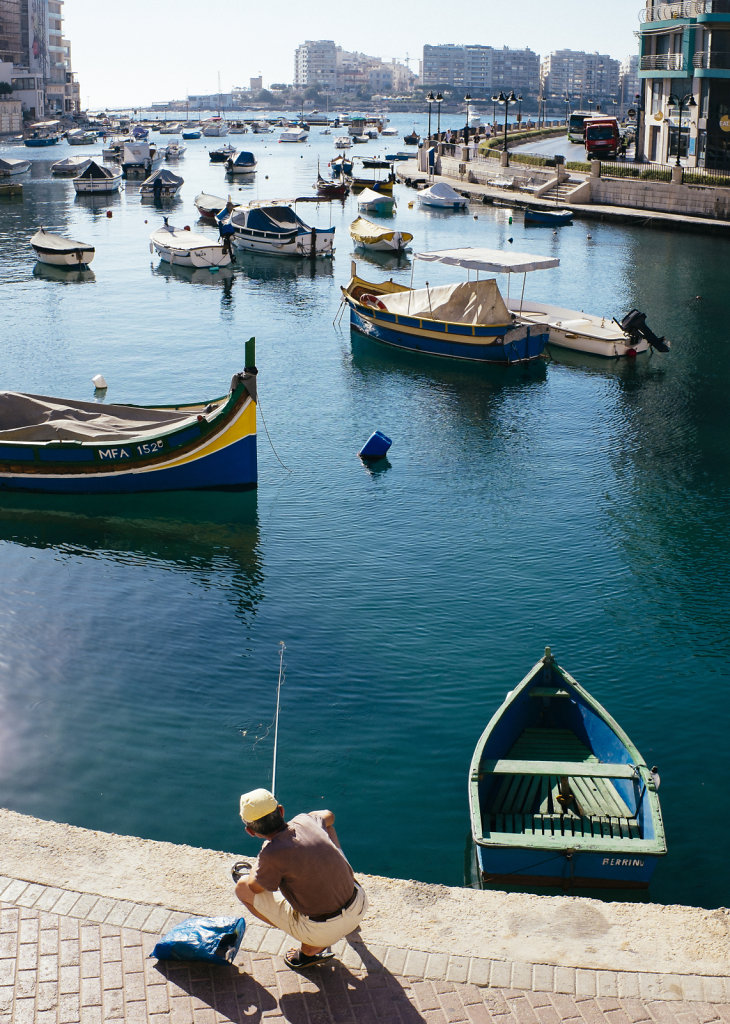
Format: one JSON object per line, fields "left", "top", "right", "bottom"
{"left": 358, "top": 430, "right": 392, "bottom": 461}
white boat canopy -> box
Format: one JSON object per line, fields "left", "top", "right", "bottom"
{"left": 415, "top": 247, "right": 559, "bottom": 275}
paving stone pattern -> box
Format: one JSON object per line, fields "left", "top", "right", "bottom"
{"left": 0, "top": 877, "right": 728, "bottom": 1023}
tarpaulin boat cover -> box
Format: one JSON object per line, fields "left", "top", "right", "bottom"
{"left": 235, "top": 205, "right": 306, "bottom": 233}
{"left": 415, "top": 247, "right": 560, "bottom": 275}
{"left": 418, "top": 182, "right": 464, "bottom": 203}
{"left": 75, "top": 161, "right": 117, "bottom": 180}
{"left": 0, "top": 392, "right": 204, "bottom": 442}
{"left": 350, "top": 217, "right": 411, "bottom": 245}
{"left": 142, "top": 168, "right": 183, "bottom": 188}
{"left": 377, "top": 279, "right": 511, "bottom": 326}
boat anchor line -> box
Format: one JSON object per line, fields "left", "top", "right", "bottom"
{"left": 255, "top": 390, "right": 290, "bottom": 473}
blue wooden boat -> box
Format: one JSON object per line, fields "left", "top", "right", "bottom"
{"left": 524, "top": 206, "right": 573, "bottom": 226}
{"left": 340, "top": 248, "right": 557, "bottom": 365}
{"left": 0, "top": 346, "right": 258, "bottom": 494}
{"left": 469, "top": 647, "right": 667, "bottom": 889}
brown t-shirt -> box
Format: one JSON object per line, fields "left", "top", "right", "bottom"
{"left": 252, "top": 811, "right": 355, "bottom": 918}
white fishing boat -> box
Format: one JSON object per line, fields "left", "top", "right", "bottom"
{"left": 0, "top": 157, "right": 31, "bottom": 176}
{"left": 349, "top": 216, "right": 413, "bottom": 253}
{"left": 139, "top": 167, "right": 184, "bottom": 199}
{"left": 30, "top": 227, "right": 95, "bottom": 268}
{"left": 122, "top": 142, "right": 163, "bottom": 178}
{"left": 73, "top": 160, "right": 123, "bottom": 194}
{"left": 335, "top": 136, "right": 352, "bottom": 149}
{"left": 279, "top": 127, "right": 308, "bottom": 143}
{"left": 512, "top": 302, "right": 669, "bottom": 358}
{"left": 357, "top": 187, "right": 395, "bottom": 215}
{"left": 163, "top": 138, "right": 187, "bottom": 159}
{"left": 51, "top": 155, "right": 92, "bottom": 176}
{"left": 149, "top": 218, "right": 232, "bottom": 269}
{"left": 101, "top": 135, "right": 131, "bottom": 161}
{"left": 202, "top": 118, "right": 229, "bottom": 137}
{"left": 225, "top": 151, "right": 257, "bottom": 175}
{"left": 194, "top": 191, "right": 230, "bottom": 222}
{"left": 418, "top": 182, "right": 468, "bottom": 210}
{"left": 217, "top": 200, "right": 335, "bottom": 257}
{"left": 158, "top": 122, "right": 183, "bottom": 135}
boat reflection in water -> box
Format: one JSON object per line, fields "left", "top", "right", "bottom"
{"left": 33, "top": 262, "right": 96, "bottom": 284}
{"left": 232, "top": 248, "right": 334, "bottom": 283}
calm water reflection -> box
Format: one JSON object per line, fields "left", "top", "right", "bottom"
{"left": 1, "top": 122, "right": 728, "bottom": 908}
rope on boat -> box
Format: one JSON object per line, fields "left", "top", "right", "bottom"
{"left": 256, "top": 390, "right": 291, "bottom": 472}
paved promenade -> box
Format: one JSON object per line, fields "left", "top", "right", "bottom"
{"left": 1, "top": 810, "right": 728, "bottom": 1023}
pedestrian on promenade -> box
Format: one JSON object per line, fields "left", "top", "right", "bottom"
{"left": 232, "top": 788, "right": 368, "bottom": 970}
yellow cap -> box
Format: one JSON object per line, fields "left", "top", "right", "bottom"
{"left": 240, "top": 788, "right": 278, "bottom": 824}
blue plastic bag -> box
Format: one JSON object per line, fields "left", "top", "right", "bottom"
{"left": 151, "top": 915, "right": 246, "bottom": 965}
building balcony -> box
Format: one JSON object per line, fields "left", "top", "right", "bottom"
{"left": 693, "top": 49, "right": 730, "bottom": 66}
{"left": 640, "top": 0, "right": 730, "bottom": 21}
{"left": 640, "top": 52, "right": 685, "bottom": 69}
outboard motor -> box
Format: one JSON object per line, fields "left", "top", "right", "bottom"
{"left": 616, "top": 308, "right": 671, "bottom": 352}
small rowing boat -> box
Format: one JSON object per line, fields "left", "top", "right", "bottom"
{"left": 30, "top": 228, "right": 95, "bottom": 268}
{"left": 469, "top": 647, "right": 667, "bottom": 889}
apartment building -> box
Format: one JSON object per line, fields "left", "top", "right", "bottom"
{"left": 540, "top": 49, "right": 620, "bottom": 108}
{"left": 0, "top": 0, "right": 78, "bottom": 120}
{"left": 422, "top": 42, "right": 539, "bottom": 95}
{"left": 294, "top": 39, "right": 414, "bottom": 95}
{"left": 638, "top": 0, "right": 730, "bottom": 168}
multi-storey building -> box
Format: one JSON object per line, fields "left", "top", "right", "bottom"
{"left": 540, "top": 49, "right": 620, "bottom": 109}
{"left": 294, "top": 39, "right": 338, "bottom": 90}
{"left": 619, "top": 54, "right": 640, "bottom": 115}
{"left": 0, "top": 0, "right": 78, "bottom": 120}
{"left": 422, "top": 42, "right": 539, "bottom": 96}
{"left": 638, "top": 0, "right": 730, "bottom": 168}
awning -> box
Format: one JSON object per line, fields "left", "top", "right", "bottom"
{"left": 414, "top": 247, "right": 560, "bottom": 274}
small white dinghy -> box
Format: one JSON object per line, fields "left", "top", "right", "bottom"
{"left": 417, "top": 181, "right": 468, "bottom": 210}
{"left": 0, "top": 157, "right": 31, "bottom": 176}
{"left": 149, "top": 218, "right": 232, "bottom": 269}
{"left": 51, "top": 155, "right": 93, "bottom": 176}
{"left": 30, "top": 227, "right": 95, "bottom": 268}
{"left": 350, "top": 216, "right": 413, "bottom": 253}
{"left": 357, "top": 187, "right": 395, "bottom": 215}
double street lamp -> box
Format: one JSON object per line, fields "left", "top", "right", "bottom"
{"left": 495, "top": 90, "right": 520, "bottom": 161}
{"left": 668, "top": 91, "right": 696, "bottom": 166}
{"left": 435, "top": 91, "right": 443, "bottom": 140}
{"left": 464, "top": 92, "right": 472, "bottom": 148}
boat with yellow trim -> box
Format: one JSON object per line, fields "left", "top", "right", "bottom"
{"left": 0, "top": 343, "right": 257, "bottom": 493}
{"left": 340, "top": 248, "right": 557, "bottom": 365}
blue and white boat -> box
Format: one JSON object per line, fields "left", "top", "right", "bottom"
{"left": 340, "top": 247, "right": 556, "bottom": 365}
{"left": 469, "top": 647, "right": 667, "bottom": 889}
{"left": 524, "top": 206, "right": 573, "bottom": 226}
{"left": 217, "top": 200, "right": 335, "bottom": 258}
{"left": 225, "top": 150, "right": 257, "bottom": 175}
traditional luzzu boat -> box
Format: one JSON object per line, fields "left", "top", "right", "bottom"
{"left": 349, "top": 216, "right": 412, "bottom": 253}
{"left": 340, "top": 248, "right": 557, "bottom": 364}
{"left": 30, "top": 228, "right": 95, "bottom": 268}
{"left": 469, "top": 647, "right": 667, "bottom": 889}
{"left": 0, "top": 347, "right": 257, "bottom": 494}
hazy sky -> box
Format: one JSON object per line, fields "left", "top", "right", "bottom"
{"left": 63, "top": 0, "right": 642, "bottom": 109}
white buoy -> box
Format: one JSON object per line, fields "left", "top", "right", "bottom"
{"left": 92, "top": 374, "right": 107, "bottom": 390}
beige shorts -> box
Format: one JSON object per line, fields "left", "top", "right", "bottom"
{"left": 252, "top": 883, "right": 368, "bottom": 947}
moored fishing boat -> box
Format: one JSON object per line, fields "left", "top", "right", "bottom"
{"left": 524, "top": 206, "right": 573, "bottom": 226}
{"left": 356, "top": 187, "right": 395, "bottom": 214}
{"left": 30, "top": 227, "right": 95, "bottom": 268}
{"left": 514, "top": 303, "right": 669, "bottom": 358}
{"left": 225, "top": 150, "right": 257, "bottom": 175}
{"left": 0, "top": 157, "right": 31, "bottom": 176}
{"left": 73, "top": 160, "right": 123, "bottom": 195}
{"left": 139, "top": 167, "right": 184, "bottom": 199}
{"left": 194, "top": 191, "right": 230, "bottom": 221}
{"left": 209, "top": 143, "right": 236, "bottom": 163}
{"left": 418, "top": 181, "right": 468, "bottom": 210}
{"left": 24, "top": 120, "right": 61, "bottom": 146}
{"left": 0, "top": 355, "right": 258, "bottom": 494}
{"left": 149, "top": 217, "right": 232, "bottom": 268}
{"left": 217, "top": 200, "right": 335, "bottom": 258}
{"left": 51, "top": 155, "right": 93, "bottom": 176}
{"left": 469, "top": 647, "right": 667, "bottom": 889}
{"left": 163, "top": 138, "right": 187, "bottom": 159}
{"left": 122, "top": 142, "right": 163, "bottom": 178}
{"left": 279, "top": 127, "right": 308, "bottom": 143}
{"left": 340, "top": 247, "right": 556, "bottom": 364}
{"left": 349, "top": 216, "right": 412, "bottom": 253}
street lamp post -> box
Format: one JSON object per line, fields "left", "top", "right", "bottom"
{"left": 537, "top": 94, "right": 544, "bottom": 129}
{"left": 491, "top": 93, "right": 498, "bottom": 135}
{"left": 496, "top": 90, "right": 517, "bottom": 162}
{"left": 668, "top": 92, "right": 696, "bottom": 166}
{"left": 464, "top": 92, "right": 472, "bottom": 150}
{"left": 435, "top": 91, "right": 443, "bottom": 141}
{"left": 564, "top": 93, "right": 571, "bottom": 124}
{"left": 426, "top": 91, "right": 434, "bottom": 141}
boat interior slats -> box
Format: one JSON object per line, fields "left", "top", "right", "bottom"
{"left": 483, "top": 811, "right": 640, "bottom": 841}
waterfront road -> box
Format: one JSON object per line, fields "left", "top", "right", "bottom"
{"left": 0, "top": 810, "right": 728, "bottom": 1022}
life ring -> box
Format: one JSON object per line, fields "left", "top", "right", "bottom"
{"left": 360, "top": 293, "right": 386, "bottom": 311}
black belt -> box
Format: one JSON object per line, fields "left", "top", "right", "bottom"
{"left": 308, "top": 886, "right": 358, "bottom": 923}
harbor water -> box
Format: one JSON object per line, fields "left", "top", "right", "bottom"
{"left": 0, "top": 115, "right": 728, "bottom": 910}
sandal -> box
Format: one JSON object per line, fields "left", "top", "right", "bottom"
{"left": 284, "top": 948, "right": 335, "bottom": 970}
{"left": 230, "top": 860, "right": 252, "bottom": 883}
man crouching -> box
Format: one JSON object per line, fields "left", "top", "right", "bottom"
{"left": 233, "top": 788, "right": 368, "bottom": 970}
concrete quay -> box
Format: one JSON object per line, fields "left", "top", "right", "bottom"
{"left": 0, "top": 809, "right": 728, "bottom": 1023}
{"left": 395, "top": 156, "right": 730, "bottom": 235}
